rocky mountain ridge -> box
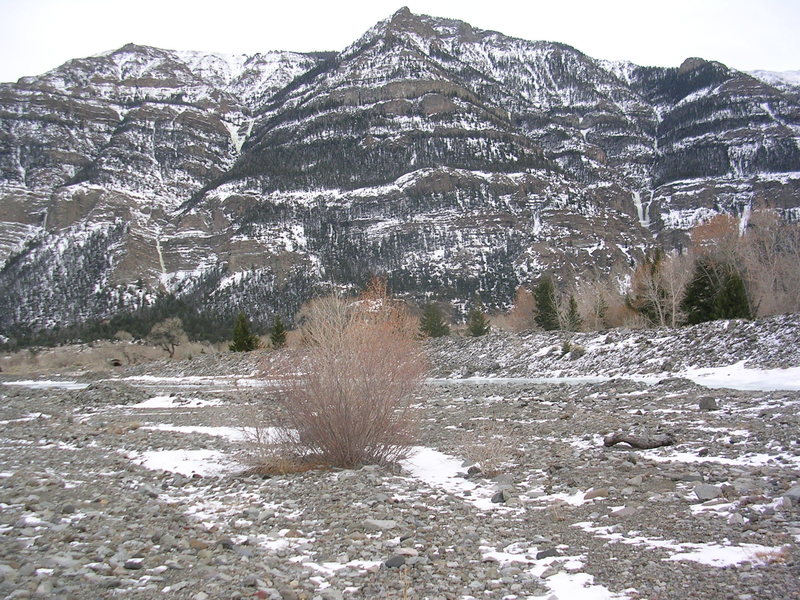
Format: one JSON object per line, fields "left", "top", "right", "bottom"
{"left": 1, "top": 7, "right": 798, "bottom": 337}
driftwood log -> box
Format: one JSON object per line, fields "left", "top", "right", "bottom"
{"left": 603, "top": 432, "right": 676, "bottom": 449}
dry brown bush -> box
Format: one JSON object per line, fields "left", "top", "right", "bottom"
{"left": 257, "top": 279, "right": 427, "bottom": 469}
{"left": 495, "top": 286, "right": 537, "bottom": 332}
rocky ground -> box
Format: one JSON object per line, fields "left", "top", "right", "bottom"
{"left": 1, "top": 317, "right": 799, "bottom": 599}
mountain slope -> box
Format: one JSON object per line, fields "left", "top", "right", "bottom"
{"left": 0, "top": 8, "right": 798, "bottom": 338}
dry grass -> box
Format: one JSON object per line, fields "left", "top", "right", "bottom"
{"left": 459, "top": 421, "right": 520, "bottom": 477}
{"left": 104, "top": 421, "right": 143, "bottom": 435}
{"left": 241, "top": 457, "right": 331, "bottom": 476}
{"left": 754, "top": 546, "right": 792, "bottom": 564}
{"left": 0, "top": 340, "right": 220, "bottom": 375}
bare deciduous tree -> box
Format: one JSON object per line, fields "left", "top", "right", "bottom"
{"left": 660, "top": 252, "right": 693, "bottom": 327}
{"left": 627, "top": 250, "right": 692, "bottom": 328}
{"left": 739, "top": 210, "right": 800, "bottom": 316}
{"left": 146, "top": 318, "right": 187, "bottom": 358}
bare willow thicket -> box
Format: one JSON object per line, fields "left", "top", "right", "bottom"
{"left": 693, "top": 211, "right": 800, "bottom": 317}
{"left": 261, "top": 280, "right": 427, "bottom": 469}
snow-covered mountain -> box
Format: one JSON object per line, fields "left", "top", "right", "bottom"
{"left": 1, "top": 7, "right": 798, "bottom": 336}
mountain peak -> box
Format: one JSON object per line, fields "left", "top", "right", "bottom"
{"left": 391, "top": 6, "right": 412, "bottom": 19}
{"left": 678, "top": 57, "right": 709, "bottom": 73}
{"left": 384, "top": 6, "right": 439, "bottom": 38}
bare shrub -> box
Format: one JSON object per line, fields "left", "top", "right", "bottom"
{"left": 238, "top": 415, "right": 319, "bottom": 475}
{"left": 459, "top": 422, "right": 518, "bottom": 477}
{"left": 259, "top": 280, "right": 427, "bottom": 469}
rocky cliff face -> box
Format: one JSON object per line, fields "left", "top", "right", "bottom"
{"left": 1, "top": 8, "right": 798, "bottom": 337}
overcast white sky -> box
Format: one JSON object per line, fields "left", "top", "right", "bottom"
{"left": 1, "top": 0, "right": 798, "bottom": 83}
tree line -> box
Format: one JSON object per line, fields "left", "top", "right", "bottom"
{"left": 4, "top": 208, "right": 797, "bottom": 353}
{"left": 499, "top": 209, "right": 799, "bottom": 333}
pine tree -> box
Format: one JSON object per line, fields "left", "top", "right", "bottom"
{"left": 682, "top": 258, "right": 752, "bottom": 324}
{"left": 565, "top": 295, "right": 582, "bottom": 332}
{"left": 229, "top": 312, "right": 260, "bottom": 352}
{"left": 533, "top": 276, "right": 560, "bottom": 331}
{"left": 466, "top": 305, "right": 490, "bottom": 337}
{"left": 715, "top": 270, "right": 751, "bottom": 320}
{"left": 419, "top": 303, "right": 450, "bottom": 338}
{"left": 270, "top": 316, "right": 287, "bottom": 349}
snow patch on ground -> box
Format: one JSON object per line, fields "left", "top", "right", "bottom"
{"left": 679, "top": 361, "right": 800, "bottom": 391}
{"left": 430, "top": 362, "right": 800, "bottom": 392}
{"left": 667, "top": 543, "right": 789, "bottom": 567}
{"left": 481, "top": 542, "right": 631, "bottom": 599}
{"left": 0, "top": 412, "right": 51, "bottom": 425}
{"left": 533, "top": 571, "right": 631, "bottom": 600}
{"left": 119, "top": 375, "right": 267, "bottom": 390}
{"left": 573, "top": 522, "right": 787, "bottom": 567}
{"left": 639, "top": 448, "right": 800, "bottom": 470}
{"left": 400, "top": 446, "right": 500, "bottom": 511}
{"left": 130, "top": 395, "right": 223, "bottom": 409}
{"left": 1, "top": 380, "right": 89, "bottom": 390}
{"left": 140, "top": 424, "right": 248, "bottom": 440}
{"left": 129, "top": 449, "right": 241, "bottom": 477}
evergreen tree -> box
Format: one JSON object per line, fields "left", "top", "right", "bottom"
{"left": 419, "top": 303, "right": 450, "bottom": 338}
{"left": 466, "top": 305, "right": 491, "bottom": 337}
{"left": 565, "top": 295, "right": 582, "bottom": 332}
{"left": 681, "top": 258, "right": 752, "bottom": 324}
{"left": 229, "top": 312, "right": 260, "bottom": 352}
{"left": 533, "top": 275, "right": 560, "bottom": 331}
{"left": 716, "top": 270, "right": 751, "bottom": 320}
{"left": 270, "top": 316, "right": 287, "bottom": 349}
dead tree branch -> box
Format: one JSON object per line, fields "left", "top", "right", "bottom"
{"left": 603, "top": 432, "right": 676, "bottom": 449}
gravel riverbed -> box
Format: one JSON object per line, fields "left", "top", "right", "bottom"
{"left": 1, "top": 319, "right": 799, "bottom": 599}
